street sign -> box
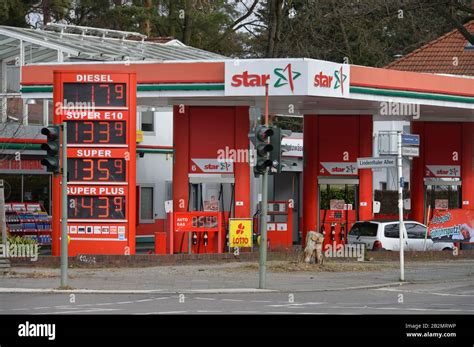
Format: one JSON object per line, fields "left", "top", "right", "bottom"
{"left": 357, "top": 157, "right": 396, "bottom": 169}
{"left": 402, "top": 146, "right": 420, "bottom": 157}
{"left": 401, "top": 134, "right": 420, "bottom": 146}
{"left": 229, "top": 218, "right": 253, "bottom": 248}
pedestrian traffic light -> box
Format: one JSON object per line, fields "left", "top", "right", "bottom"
{"left": 269, "top": 127, "right": 292, "bottom": 173}
{"left": 40, "top": 126, "right": 60, "bottom": 174}
{"left": 253, "top": 125, "right": 274, "bottom": 176}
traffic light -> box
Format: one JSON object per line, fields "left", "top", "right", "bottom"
{"left": 269, "top": 126, "right": 292, "bottom": 173}
{"left": 253, "top": 125, "right": 274, "bottom": 176}
{"left": 40, "top": 126, "right": 60, "bottom": 174}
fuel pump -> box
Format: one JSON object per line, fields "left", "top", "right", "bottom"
{"left": 192, "top": 232, "right": 198, "bottom": 246}
{"left": 340, "top": 223, "right": 345, "bottom": 244}
{"left": 330, "top": 223, "right": 336, "bottom": 242}
{"left": 203, "top": 232, "right": 208, "bottom": 247}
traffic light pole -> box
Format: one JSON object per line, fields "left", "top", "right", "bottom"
{"left": 258, "top": 84, "right": 269, "bottom": 289}
{"left": 60, "top": 122, "right": 68, "bottom": 288}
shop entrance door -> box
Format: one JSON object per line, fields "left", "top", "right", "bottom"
{"left": 318, "top": 178, "right": 359, "bottom": 246}
{"left": 424, "top": 178, "right": 462, "bottom": 222}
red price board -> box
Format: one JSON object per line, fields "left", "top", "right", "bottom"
{"left": 52, "top": 71, "right": 136, "bottom": 256}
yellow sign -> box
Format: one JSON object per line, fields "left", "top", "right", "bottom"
{"left": 229, "top": 219, "right": 253, "bottom": 248}
{"left": 136, "top": 130, "right": 144, "bottom": 143}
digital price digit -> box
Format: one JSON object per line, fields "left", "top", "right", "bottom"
{"left": 68, "top": 158, "right": 126, "bottom": 182}
{"left": 67, "top": 121, "right": 126, "bottom": 144}
{"left": 63, "top": 83, "right": 127, "bottom": 107}
{"left": 68, "top": 196, "right": 126, "bottom": 219}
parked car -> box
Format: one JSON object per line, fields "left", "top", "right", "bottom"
{"left": 347, "top": 220, "right": 454, "bottom": 251}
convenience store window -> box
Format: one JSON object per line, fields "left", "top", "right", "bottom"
{"left": 0, "top": 174, "right": 51, "bottom": 214}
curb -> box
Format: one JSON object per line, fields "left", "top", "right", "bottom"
{"left": 0, "top": 287, "right": 276, "bottom": 294}
{"left": 0, "top": 283, "right": 402, "bottom": 295}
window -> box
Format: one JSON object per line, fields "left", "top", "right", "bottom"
{"left": 349, "top": 222, "right": 378, "bottom": 237}
{"left": 140, "top": 186, "right": 154, "bottom": 222}
{"left": 384, "top": 224, "right": 400, "bottom": 238}
{"left": 141, "top": 110, "right": 154, "bottom": 132}
{"left": 406, "top": 223, "right": 426, "bottom": 239}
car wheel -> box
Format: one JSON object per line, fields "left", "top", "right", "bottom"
{"left": 442, "top": 248, "right": 452, "bottom": 251}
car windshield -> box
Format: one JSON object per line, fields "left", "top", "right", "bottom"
{"left": 349, "top": 222, "right": 378, "bottom": 237}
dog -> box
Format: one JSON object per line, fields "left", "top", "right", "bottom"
{"left": 304, "top": 231, "right": 325, "bottom": 264}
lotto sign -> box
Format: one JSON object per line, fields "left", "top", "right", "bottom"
{"left": 52, "top": 71, "right": 136, "bottom": 256}
{"left": 229, "top": 219, "right": 253, "bottom": 248}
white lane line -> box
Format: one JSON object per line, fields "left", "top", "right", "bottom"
{"left": 267, "top": 312, "right": 294, "bottom": 314}
{"left": 135, "top": 299, "right": 154, "bottom": 303}
{"left": 143, "top": 311, "right": 188, "bottom": 315}
{"left": 326, "top": 305, "right": 474, "bottom": 313}
{"left": 197, "top": 310, "right": 222, "bottom": 313}
{"left": 251, "top": 300, "right": 272, "bottom": 303}
{"left": 268, "top": 302, "right": 326, "bottom": 307}
{"left": 231, "top": 311, "right": 261, "bottom": 314}
{"left": 116, "top": 301, "right": 134, "bottom": 305}
{"left": 221, "top": 299, "right": 244, "bottom": 302}
{"left": 10, "top": 308, "right": 30, "bottom": 311}
{"left": 93, "top": 302, "right": 115, "bottom": 306}
{"left": 41, "top": 308, "right": 122, "bottom": 315}
{"left": 32, "top": 307, "right": 50, "bottom": 310}
{"left": 374, "top": 288, "right": 474, "bottom": 297}
{"left": 195, "top": 297, "right": 216, "bottom": 301}
{"left": 153, "top": 297, "right": 171, "bottom": 300}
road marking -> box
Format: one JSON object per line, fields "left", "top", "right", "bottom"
{"left": 153, "top": 297, "right": 171, "bottom": 300}
{"left": 251, "top": 300, "right": 272, "bottom": 303}
{"left": 116, "top": 301, "right": 134, "bottom": 305}
{"left": 221, "top": 299, "right": 244, "bottom": 302}
{"left": 268, "top": 302, "right": 326, "bottom": 307}
{"left": 326, "top": 305, "right": 474, "bottom": 313}
{"left": 43, "top": 308, "right": 122, "bottom": 314}
{"left": 195, "top": 297, "right": 216, "bottom": 301}
{"left": 374, "top": 288, "right": 474, "bottom": 297}
{"left": 197, "top": 310, "right": 222, "bottom": 313}
{"left": 33, "top": 307, "right": 50, "bottom": 310}
{"left": 231, "top": 311, "right": 261, "bottom": 314}
{"left": 143, "top": 311, "right": 188, "bottom": 315}
{"left": 135, "top": 299, "right": 154, "bottom": 303}
{"left": 267, "top": 312, "right": 294, "bottom": 314}
{"left": 10, "top": 308, "right": 29, "bottom": 311}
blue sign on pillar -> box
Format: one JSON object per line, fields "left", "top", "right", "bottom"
{"left": 401, "top": 134, "right": 420, "bottom": 146}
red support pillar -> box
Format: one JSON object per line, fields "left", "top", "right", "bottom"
{"left": 462, "top": 122, "right": 474, "bottom": 210}
{"left": 172, "top": 105, "right": 190, "bottom": 253}
{"left": 302, "top": 115, "right": 318, "bottom": 246}
{"left": 234, "top": 106, "right": 251, "bottom": 218}
{"left": 359, "top": 115, "right": 373, "bottom": 220}
{"left": 411, "top": 121, "right": 425, "bottom": 223}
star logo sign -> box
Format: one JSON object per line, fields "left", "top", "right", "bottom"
{"left": 334, "top": 66, "right": 347, "bottom": 94}
{"left": 274, "top": 63, "right": 301, "bottom": 93}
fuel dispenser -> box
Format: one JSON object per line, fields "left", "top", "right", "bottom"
{"left": 182, "top": 176, "right": 235, "bottom": 254}
{"left": 254, "top": 200, "right": 293, "bottom": 250}
{"left": 318, "top": 179, "right": 358, "bottom": 249}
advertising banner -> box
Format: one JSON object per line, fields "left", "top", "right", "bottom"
{"left": 428, "top": 209, "right": 474, "bottom": 243}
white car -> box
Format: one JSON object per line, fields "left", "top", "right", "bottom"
{"left": 347, "top": 220, "right": 454, "bottom": 251}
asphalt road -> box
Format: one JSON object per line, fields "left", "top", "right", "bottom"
{"left": 1, "top": 280, "right": 473, "bottom": 315}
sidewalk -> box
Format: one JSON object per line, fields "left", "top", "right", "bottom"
{"left": 1, "top": 259, "right": 473, "bottom": 293}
